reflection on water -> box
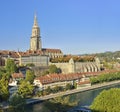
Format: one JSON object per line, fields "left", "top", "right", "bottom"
{"left": 25, "top": 83, "right": 120, "bottom": 112}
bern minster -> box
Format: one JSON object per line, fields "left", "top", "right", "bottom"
{"left": 0, "top": 14, "right": 100, "bottom": 74}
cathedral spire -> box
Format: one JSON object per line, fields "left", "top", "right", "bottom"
{"left": 30, "top": 13, "right": 42, "bottom": 51}
{"left": 33, "top": 13, "right": 38, "bottom": 27}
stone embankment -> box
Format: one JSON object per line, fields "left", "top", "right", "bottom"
{"left": 26, "top": 80, "right": 120, "bottom": 104}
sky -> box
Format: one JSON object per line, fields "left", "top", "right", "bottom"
{"left": 0, "top": 0, "right": 120, "bottom": 54}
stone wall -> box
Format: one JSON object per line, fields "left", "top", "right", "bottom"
{"left": 50, "top": 58, "right": 101, "bottom": 74}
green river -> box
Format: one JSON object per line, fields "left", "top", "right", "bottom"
{"left": 25, "top": 83, "right": 120, "bottom": 112}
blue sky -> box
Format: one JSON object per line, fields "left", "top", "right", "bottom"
{"left": 0, "top": 0, "right": 120, "bottom": 54}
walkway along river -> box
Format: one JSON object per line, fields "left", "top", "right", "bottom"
{"left": 25, "top": 80, "right": 120, "bottom": 112}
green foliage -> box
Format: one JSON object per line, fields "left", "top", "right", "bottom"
{"left": 50, "top": 55, "right": 95, "bottom": 63}
{"left": 0, "top": 108, "right": 3, "bottom": 112}
{"left": 0, "top": 76, "right": 9, "bottom": 101}
{"left": 91, "top": 88, "right": 120, "bottom": 112}
{"left": 44, "top": 96, "right": 77, "bottom": 112}
{"left": 46, "top": 86, "right": 52, "bottom": 94}
{"left": 5, "top": 59, "right": 17, "bottom": 75}
{"left": 52, "top": 86, "right": 64, "bottom": 93}
{"left": 42, "top": 70, "right": 49, "bottom": 76}
{"left": 36, "top": 86, "right": 65, "bottom": 97}
{"left": 65, "top": 83, "right": 73, "bottom": 90}
{"left": 43, "top": 65, "right": 62, "bottom": 75}
{"left": 36, "top": 91, "right": 43, "bottom": 97}
{"left": 49, "top": 65, "right": 59, "bottom": 74}
{"left": 26, "top": 63, "right": 35, "bottom": 67}
{"left": 0, "top": 67, "right": 6, "bottom": 79}
{"left": 18, "top": 81, "right": 34, "bottom": 98}
{"left": 9, "top": 94, "right": 26, "bottom": 112}
{"left": 36, "top": 83, "right": 76, "bottom": 97}
{"left": 90, "top": 72, "right": 120, "bottom": 85}
{"left": 73, "top": 81, "right": 77, "bottom": 89}
{"left": 25, "top": 70, "right": 35, "bottom": 84}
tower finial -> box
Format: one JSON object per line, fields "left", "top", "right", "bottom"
{"left": 33, "top": 13, "right": 38, "bottom": 27}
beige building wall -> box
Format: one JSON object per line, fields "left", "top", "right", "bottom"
{"left": 49, "top": 58, "right": 75, "bottom": 73}
{"left": 50, "top": 58, "right": 101, "bottom": 74}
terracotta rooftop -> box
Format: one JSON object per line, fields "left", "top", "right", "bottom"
{"left": 42, "top": 48, "right": 62, "bottom": 53}
{"left": 0, "top": 50, "right": 19, "bottom": 58}
{"left": 35, "top": 73, "right": 83, "bottom": 85}
{"left": 19, "top": 48, "right": 63, "bottom": 57}
{"left": 12, "top": 73, "right": 25, "bottom": 79}
{"left": 0, "top": 48, "right": 63, "bottom": 58}
{"left": 35, "top": 70, "right": 120, "bottom": 85}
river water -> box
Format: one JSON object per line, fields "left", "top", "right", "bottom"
{"left": 25, "top": 83, "right": 120, "bottom": 112}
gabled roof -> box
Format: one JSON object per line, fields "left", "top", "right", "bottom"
{"left": 0, "top": 50, "right": 19, "bottom": 58}
{"left": 35, "top": 73, "right": 83, "bottom": 85}
{"left": 42, "top": 48, "right": 63, "bottom": 53}
{"left": 35, "top": 70, "right": 120, "bottom": 85}
{"left": 12, "top": 73, "right": 25, "bottom": 79}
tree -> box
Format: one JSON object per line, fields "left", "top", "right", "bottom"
{"left": 46, "top": 86, "right": 52, "bottom": 94}
{"left": 0, "top": 67, "right": 6, "bottom": 79}
{"left": 9, "top": 94, "right": 26, "bottom": 112}
{"left": 65, "top": 83, "right": 73, "bottom": 90}
{"left": 25, "top": 70, "right": 35, "bottom": 84}
{"left": 49, "top": 65, "right": 61, "bottom": 74}
{"left": 91, "top": 88, "right": 120, "bottom": 112}
{"left": 5, "top": 59, "right": 17, "bottom": 75}
{"left": 42, "top": 70, "right": 49, "bottom": 76}
{"left": 18, "top": 81, "right": 34, "bottom": 98}
{"left": 90, "top": 72, "right": 120, "bottom": 85}
{"left": 44, "top": 96, "right": 77, "bottom": 112}
{"left": 0, "top": 76, "right": 9, "bottom": 101}
{"left": 49, "top": 65, "right": 58, "bottom": 74}
{"left": 73, "top": 81, "right": 77, "bottom": 89}
{"left": 52, "top": 86, "right": 63, "bottom": 93}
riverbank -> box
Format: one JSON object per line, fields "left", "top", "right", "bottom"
{"left": 27, "top": 80, "right": 120, "bottom": 104}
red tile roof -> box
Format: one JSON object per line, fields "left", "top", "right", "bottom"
{"left": 0, "top": 50, "right": 19, "bottom": 58}
{"left": 42, "top": 48, "right": 62, "bottom": 53}
{"left": 18, "top": 48, "right": 63, "bottom": 57}
{"left": 35, "top": 70, "right": 120, "bottom": 85}
{"left": 35, "top": 73, "right": 83, "bottom": 85}
{"left": 12, "top": 73, "right": 24, "bottom": 79}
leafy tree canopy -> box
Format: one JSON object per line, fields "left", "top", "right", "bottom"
{"left": 25, "top": 70, "right": 35, "bottom": 84}
{"left": 0, "top": 76, "right": 9, "bottom": 101}
{"left": 9, "top": 94, "right": 26, "bottom": 112}
{"left": 18, "top": 81, "right": 34, "bottom": 98}
{"left": 90, "top": 72, "right": 120, "bottom": 85}
{"left": 91, "top": 88, "right": 120, "bottom": 112}
{"left": 49, "top": 65, "right": 61, "bottom": 74}
{"left": 5, "top": 59, "right": 17, "bottom": 75}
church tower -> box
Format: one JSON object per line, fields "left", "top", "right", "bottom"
{"left": 30, "top": 14, "right": 42, "bottom": 51}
